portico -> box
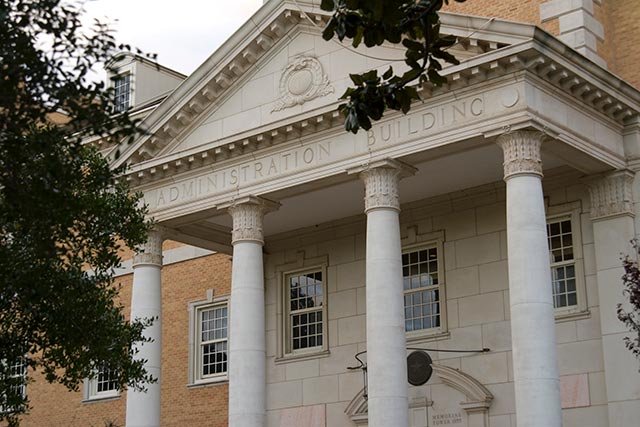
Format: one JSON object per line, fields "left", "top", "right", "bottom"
{"left": 116, "top": 2, "right": 640, "bottom": 427}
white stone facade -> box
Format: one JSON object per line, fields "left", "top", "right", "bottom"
{"left": 112, "top": 1, "right": 640, "bottom": 426}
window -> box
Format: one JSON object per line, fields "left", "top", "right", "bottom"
{"left": 545, "top": 202, "right": 588, "bottom": 319}
{"left": 84, "top": 365, "right": 119, "bottom": 401}
{"left": 198, "top": 305, "right": 228, "bottom": 379}
{"left": 403, "top": 246, "right": 441, "bottom": 333}
{"left": 188, "top": 296, "right": 228, "bottom": 386}
{"left": 284, "top": 268, "right": 327, "bottom": 356}
{"left": 1, "top": 357, "right": 26, "bottom": 413}
{"left": 113, "top": 74, "right": 131, "bottom": 112}
{"left": 547, "top": 217, "right": 577, "bottom": 308}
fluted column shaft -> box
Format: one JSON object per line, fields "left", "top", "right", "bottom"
{"left": 499, "top": 131, "right": 562, "bottom": 427}
{"left": 360, "top": 159, "right": 415, "bottom": 427}
{"left": 126, "top": 229, "right": 164, "bottom": 427}
{"left": 226, "top": 197, "right": 277, "bottom": 427}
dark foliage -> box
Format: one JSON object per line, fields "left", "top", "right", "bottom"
{"left": 320, "top": 0, "right": 468, "bottom": 133}
{"left": 620, "top": 242, "right": 640, "bottom": 367}
{"left": 0, "top": 1, "right": 154, "bottom": 424}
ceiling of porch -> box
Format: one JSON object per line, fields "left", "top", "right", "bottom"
{"left": 162, "top": 136, "right": 585, "bottom": 253}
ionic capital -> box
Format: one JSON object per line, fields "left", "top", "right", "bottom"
{"left": 587, "top": 170, "right": 635, "bottom": 220}
{"left": 498, "top": 130, "right": 545, "bottom": 180}
{"left": 350, "top": 159, "right": 416, "bottom": 213}
{"left": 133, "top": 228, "right": 164, "bottom": 267}
{"left": 224, "top": 196, "right": 279, "bottom": 245}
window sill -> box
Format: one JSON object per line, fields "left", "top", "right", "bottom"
{"left": 275, "top": 349, "right": 331, "bottom": 364}
{"left": 555, "top": 309, "right": 590, "bottom": 323}
{"left": 82, "top": 393, "right": 120, "bottom": 404}
{"left": 406, "top": 330, "right": 450, "bottom": 345}
{"left": 187, "top": 377, "right": 228, "bottom": 389}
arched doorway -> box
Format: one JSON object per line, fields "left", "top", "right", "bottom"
{"left": 345, "top": 364, "right": 494, "bottom": 427}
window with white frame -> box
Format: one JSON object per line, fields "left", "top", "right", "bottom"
{"left": 113, "top": 74, "right": 131, "bottom": 112}
{"left": 198, "top": 304, "right": 228, "bottom": 379}
{"left": 403, "top": 246, "right": 441, "bottom": 333}
{"left": 1, "top": 357, "right": 26, "bottom": 413}
{"left": 84, "top": 365, "right": 119, "bottom": 401}
{"left": 284, "top": 269, "right": 326, "bottom": 355}
{"left": 547, "top": 217, "right": 577, "bottom": 309}
{"left": 188, "top": 298, "right": 228, "bottom": 385}
{"left": 545, "top": 202, "right": 588, "bottom": 317}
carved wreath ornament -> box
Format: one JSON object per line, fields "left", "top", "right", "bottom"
{"left": 272, "top": 56, "right": 334, "bottom": 112}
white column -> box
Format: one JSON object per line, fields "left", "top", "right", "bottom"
{"left": 588, "top": 171, "right": 640, "bottom": 427}
{"left": 358, "top": 159, "right": 415, "bottom": 427}
{"left": 224, "top": 196, "right": 278, "bottom": 427}
{"left": 126, "top": 229, "right": 163, "bottom": 427}
{"left": 499, "top": 131, "right": 562, "bottom": 427}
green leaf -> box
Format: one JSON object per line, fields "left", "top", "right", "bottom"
{"left": 353, "top": 26, "right": 364, "bottom": 48}
{"left": 361, "top": 69, "right": 379, "bottom": 82}
{"left": 400, "top": 68, "right": 423, "bottom": 84}
{"left": 382, "top": 66, "right": 394, "bottom": 80}
{"left": 322, "top": 19, "right": 336, "bottom": 41}
{"left": 320, "top": 0, "right": 335, "bottom": 11}
{"left": 349, "top": 73, "right": 365, "bottom": 86}
{"left": 432, "top": 49, "right": 460, "bottom": 65}
{"left": 427, "top": 68, "right": 447, "bottom": 86}
{"left": 402, "top": 39, "right": 425, "bottom": 52}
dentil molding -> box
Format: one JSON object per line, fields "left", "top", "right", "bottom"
{"left": 588, "top": 170, "right": 635, "bottom": 220}
{"left": 498, "top": 130, "right": 545, "bottom": 179}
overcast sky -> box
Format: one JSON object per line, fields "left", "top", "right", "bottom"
{"left": 84, "top": 0, "right": 265, "bottom": 76}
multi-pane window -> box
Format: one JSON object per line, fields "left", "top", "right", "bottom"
{"left": 199, "top": 305, "right": 228, "bottom": 378}
{"left": 403, "top": 247, "right": 440, "bottom": 332}
{"left": 85, "top": 365, "right": 118, "bottom": 401}
{"left": 95, "top": 366, "right": 118, "bottom": 394}
{"left": 1, "top": 357, "right": 26, "bottom": 412}
{"left": 547, "top": 218, "right": 577, "bottom": 308}
{"left": 287, "top": 270, "right": 324, "bottom": 352}
{"left": 113, "top": 74, "right": 131, "bottom": 112}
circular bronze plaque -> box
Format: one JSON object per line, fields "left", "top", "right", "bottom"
{"left": 407, "top": 351, "right": 433, "bottom": 386}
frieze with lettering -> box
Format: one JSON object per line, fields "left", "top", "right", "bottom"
{"left": 143, "top": 88, "right": 520, "bottom": 215}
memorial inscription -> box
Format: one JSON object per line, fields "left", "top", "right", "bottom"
{"left": 432, "top": 412, "right": 464, "bottom": 426}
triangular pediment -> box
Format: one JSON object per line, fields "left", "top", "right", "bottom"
{"left": 110, "top": 1, "right": 538, "bottom": 169}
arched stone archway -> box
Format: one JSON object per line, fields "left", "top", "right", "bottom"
{"left": 345, "top": 364, "right": 493, "bottom": 427}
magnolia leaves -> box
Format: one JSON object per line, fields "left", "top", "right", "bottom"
{"left": 321, "top": 0, "right": 468, "bottom": 133}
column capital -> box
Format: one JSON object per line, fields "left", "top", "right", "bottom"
{"left": 133, "top": 228, "right": 164, "bottom": 267}
{"left": 587, "top": 170, "right": 635, "bottom": 220}
{"left": 221, "top": 196, "right": 279, "bottom": 245}
{"left": 349, "top": 159, "right": 416, "bottom": 213}
{"left": 498, "top": 130, "right": 545, "bottom": 180}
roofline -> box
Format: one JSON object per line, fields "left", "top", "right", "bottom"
{"left": 106, "top": 51, "right": 188, "bottom": 81}
{"left": 110, "top": 2, "right": 640, "bottom": 172}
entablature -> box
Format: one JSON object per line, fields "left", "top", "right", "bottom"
{"left": 122, "top": 39, "right": 638, "bottom": 193}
